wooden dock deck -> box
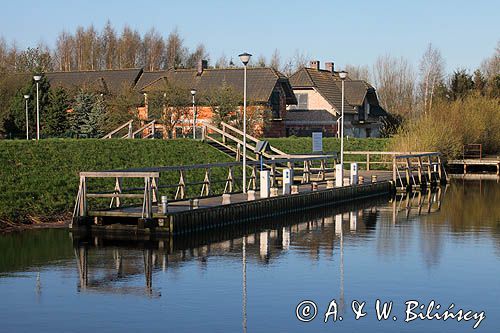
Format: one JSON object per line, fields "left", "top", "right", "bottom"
{"left": 448, "top": 156, "right": 500, "bottom": 175}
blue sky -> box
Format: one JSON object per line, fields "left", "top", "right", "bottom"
{"left": 1, "top": 0, "right": 498, "bottom": 72}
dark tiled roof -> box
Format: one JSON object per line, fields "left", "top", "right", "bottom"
{"left": 140, "top": 67, "right": 297, "bottom": 104}
{"left": 45, "top": 68, "right": 143, "bottom": 94}
{"left": 134, "top": 70, "right": 167, "bottom": 92}
{"left": 285, "top": 109, "right": 336, "bottom": 124}
{"left": 289, "top": 68, "right": 356, "bottom": 114}
{"left": 334, "top": 80, "right": 373, "bottom": 106}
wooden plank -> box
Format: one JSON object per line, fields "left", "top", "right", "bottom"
{"left": 80, "top": 171, "right": 160, "bottom": 178}
{"left": 87, "top": 193, "right": 144, "bottom": 198}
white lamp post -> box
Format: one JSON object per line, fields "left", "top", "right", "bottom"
{"left": 339, "top": 71, "right": 348, "bottom": 183}
{"left": 33, "top": 75, "right": 42, "bottom": 141}
{"left": 191, "top": 89, "right": 197, "bottom": 139}
{"left": 24, "top": 95, "right": 30, "bottom": 140}
{"left": 239, "top": 52, "right": 252, "bottom": 194}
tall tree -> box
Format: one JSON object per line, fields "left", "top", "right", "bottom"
{"left": 270, "top": 49, "right": 281, "bottom": 70}
{"left": 215, "top": 53, "right": 229, "bottom": 68}
{"left": 117, "top": 26, "right": 142, "bottom": 68}
{"left": 142, "top": 28, "right": 166, "bottom": 71}
{"left": 16, "top": 46, "right": 53, "bottom": 73}
{"left": 101, "top": 21, "right": 118, "bottom": 69}
{"left": 185, "top": 43, "right": 208, "bottom": 69}
{"left": 55, "top": 31, "right": 75, "bottom": 71}
{"left": 44, "top": 87, "right": 70, "bottom": 136}
{"left": 372, "top": 55, "right": 416, "bottom": 118}
{"left": 147, "top": 81, "right": 191, "bottom": 138}
{"left": 418, "top": 43, "right": 445, "bottom": 114}
{"left": 165, "top": 28, "right": 186, "bottom": 69}
{"left": 449, "top": 69, "right": 474, "bottom": 100}
{"left": 345, "top": 64, "right": 370, "bottom": 81}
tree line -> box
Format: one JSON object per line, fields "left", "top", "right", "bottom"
{"left": 0, "top": 22, "right": 311, "bottom": 75}
{"left": 346, "top": 42, "right": 500, "bottom": 124}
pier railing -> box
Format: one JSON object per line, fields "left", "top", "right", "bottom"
{"left": 72, "top": 155, "right": 336, "bottom": 222}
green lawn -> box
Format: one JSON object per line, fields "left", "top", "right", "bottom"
{"left": 0, "top": 139, "right": 232, "bottom": 224}
{"left": 267, "top": 137, "right": 389, "bottom": 154}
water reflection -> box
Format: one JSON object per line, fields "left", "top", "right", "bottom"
{"left": 68, "top": 188, "right": 448, "bottom": 297}
{"left": 1, "top": 180, "right": 499, "bottom": 333}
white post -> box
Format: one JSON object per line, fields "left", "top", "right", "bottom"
{"left": 243, "top": 64, "right": 247, "bottom": 193}
{"left": 192, "top": 94, "right": 196, "bottom": 140}
{"left": 36, "top": 81, "right": 40, "bottom": 141}
{"left": 260, "top": 170, "right": 270, "bottom": 198}
{"left": 25, "top": 98, "right": 29, "bottom": 140}
{"left": 336, "top": 164, "right": 343, "bottom": 187}
{"left": 340, "top": 78, "right": 345, "bottom": 171}
{"left": 282, "top": 168, "right": 293, "bottom": 195}
{"left": 350, "top": 163, "right": 358, "bottom": 185}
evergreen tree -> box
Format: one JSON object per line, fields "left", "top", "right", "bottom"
{"left": 44, "top": 87, "right": 69, "bottom": 137}
{"left": 450, "top": 69, "right": 474, "bottom": 100}
{"left": 473, "top": 69, "right": 487, "bottom": 95}
{"left": 69, "top": 90, "right": 105, "bottom": 138}
{"left": 7, "top": 75, "right": 50, "bottom": 138}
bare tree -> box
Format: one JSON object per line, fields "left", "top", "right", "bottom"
{"left": 142, "top": 28, "right": 165, "bottom": 71}
{"left": 55, "top": 31, "right": 74, "bottom": 71}
{"left": 215, "top": 53, "right": 229, "bottom": 68}
{"left": 345, "top": 64, "right": 370, "bottom": 81}
{"left": 165, "top": 28, "right": 186, "bottom": 69}
{"left": 256, "top": 54, "right": 266, "bottom": 67}
{"left": 185, "top": 43, "right": 209, "bottom": 68}
{"left": 418, "top": 43, "right": 445, "bottom": 114}
{"left": 372, "top": 55, "right": 416, "bottom": 118}
{"left": 101, "top": 21, "right": 118, "bottom": 70}
{"left": 270, "top": 49, "right": 281, "bottom": 70}
{"left": 282, "top": 49, "right": 309, "bottom": 76}
{"left": 117, "top": 25, "right": 142, "bottom": 69}
{"left": 480, "top": 40, "right": 500, "bottom": 79}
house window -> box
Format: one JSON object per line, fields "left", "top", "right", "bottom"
{"left": 290, "top": 93, "right": 308, "bottom": 110}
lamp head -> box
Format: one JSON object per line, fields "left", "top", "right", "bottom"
{"left": 339, "top": 71, "right": 348, "bottom": 80}
{"left": 238, "top": 52, "right": 252, "bottom": 66}
{"left": 190, "top": 89, "right": 197, "bottom": 96}
{"left": 33, "top": 75, "right": 42, "bottom": 82}
{"left": 24, "top": 95, "right": 30, "bottom": 100}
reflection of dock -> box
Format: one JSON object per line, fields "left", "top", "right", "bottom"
{"left": 70, "top": 194, "right": 390, "bottom": 296}
{"left": 377, "top": 187, "right": 444, "bottom": 222}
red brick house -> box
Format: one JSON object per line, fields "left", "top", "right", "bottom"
{"left": 136, "top": 61, "right": 297, "bottom": 137}
{"left": 287, "top": 61, "right": 387, "bottom": 137}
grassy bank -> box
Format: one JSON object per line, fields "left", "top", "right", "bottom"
{"left": 267, "top": 137, "right": 389, "bottom": 154}
{"left": 0, "top": 139, "right": 231, "bottom": 226}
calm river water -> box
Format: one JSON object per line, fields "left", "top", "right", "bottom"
{"left": 1, "top": 179, "right": 499, "bottom": 332}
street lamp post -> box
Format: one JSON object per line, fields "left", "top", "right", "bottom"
{"left": 239, "top": 52, "right": 252, "bottom": 194}
{"left": 24, "top": 95, "right": 30, "bottom": 140}
{"left": 33, "top": 75, "right": 42, "bottom": 141}
{"left": 191, "top": 89, "right": 197, "bottom": 139}
{"left": 339, "top": 71, "right": 348, "bottom": 178}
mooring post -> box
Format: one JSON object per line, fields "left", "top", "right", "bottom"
{"left": 80, "top": 175, "right": 87, "bottom": 217}
{"left": 392, "top": 156, "right": 397, "bottom": 184}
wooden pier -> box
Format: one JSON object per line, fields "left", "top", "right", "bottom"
{"left": 448, "top": 157, "right": 500, "bottom": 175}
{"left": 71, "top": 151, "right": 445, "bottom": 235}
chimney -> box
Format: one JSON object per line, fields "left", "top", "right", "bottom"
{"left": 197, "top": 59, "right": 208, "bottom": 75}
{"left": 325, "top": 62, "right": 334, "bottom": 73}
{"left": 309, "top": 60, "right": 320, "bottom": 70}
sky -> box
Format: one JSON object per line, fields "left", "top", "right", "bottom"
{"left": 1, "top": 0, "right": 499, "bottom": 73}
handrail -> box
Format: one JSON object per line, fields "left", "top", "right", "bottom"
{"left": 109, "top": 155, "right": 335, "bottom": 173}
{"left": 126, "top": 120, "right": 156, "bottom": 139}
{"left": 102, "top": 120, "right": 134, "bottom": 139}
{"left": 219, "top": 121, "right": 288, "bottom": 156}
